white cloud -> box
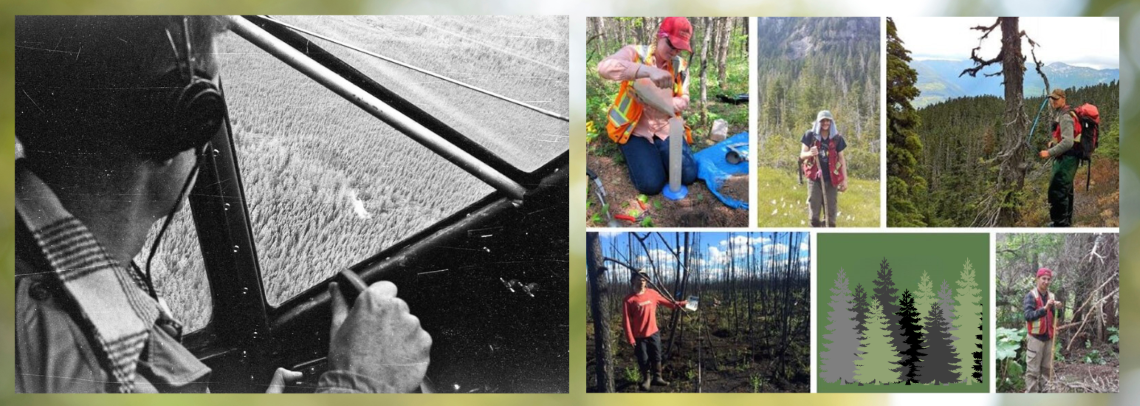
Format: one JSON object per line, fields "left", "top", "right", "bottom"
{"left": 894, "top": 17, "right": 1119, "bottom": 70}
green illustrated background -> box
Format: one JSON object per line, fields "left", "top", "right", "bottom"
{"left": 817, "top": 233, "right": 989, "bottom": 392}
{"left": 3, "top": 0, "right": 1140, "bottom": 405}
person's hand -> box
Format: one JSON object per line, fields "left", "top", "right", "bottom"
{"left": 1046, "top": 298, "right": 1057, "bottom": 310}
{"left": 1039, "top": 150, "right": 1050, "bottom": 159}
{"left": 838, "top": 181, "right": 848, "bottom": 192}
{"left": 266, "top": 367, "right": 304, "bottom": 393}
{"left": 327, "top": 281, "right": 432, "bottom": 393}
{"left": 644, "top": 66, "right": 673, "bottom": 89}
{"left": 808, "top": 146, "right": 819, "bottom": 157}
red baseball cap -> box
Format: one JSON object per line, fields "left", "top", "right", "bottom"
{"left": 1037, "top": 268, "right": 1053, "bottom": 278}
{"left": 657, "top": 17, "right": 692, "bottom": 52}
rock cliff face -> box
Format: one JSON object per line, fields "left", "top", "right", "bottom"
{"left": 758, "top": 17, "right": 880, "bottom": 60}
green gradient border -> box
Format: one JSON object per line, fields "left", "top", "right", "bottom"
{"left": 3, "top": 0, "right": 1138, "bottom": 405}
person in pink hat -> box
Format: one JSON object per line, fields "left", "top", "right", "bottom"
{"left": 1022, "top": 267, "right": 1062, "bottom": 392}
{"left": 596, "top": 17, "right": 698, "bottom": 195}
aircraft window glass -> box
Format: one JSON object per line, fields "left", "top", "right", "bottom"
{"left": 138, "top": 201, "right": 213, "bottom": 333}
{"left": 273, "top": 16, "right": 570, "bottom": 173}
{"left": 215, "top": 31, "right": 494, "bottom": 307}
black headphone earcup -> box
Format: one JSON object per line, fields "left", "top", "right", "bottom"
{"left": 170, "top": 76, "right": 224, "bottom": 154}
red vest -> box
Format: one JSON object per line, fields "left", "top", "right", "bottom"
{"left": 1027, "top": 289, "right": 1054, "bottom": 339}
{"left": 803, "top": 134, "right": 845, "bottom": 184}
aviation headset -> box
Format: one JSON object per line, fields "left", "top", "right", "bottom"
{"left": 16, "top": 16, "right": 224, "bottom": 161}
{"left": 150, "top": 16, "right": 225, "bottom": 159}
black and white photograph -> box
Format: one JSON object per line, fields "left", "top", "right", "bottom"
{"left": 15, "top": 15, "right": 568, "bottom": 393}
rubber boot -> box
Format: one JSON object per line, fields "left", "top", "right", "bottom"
{"left": 652, "top": 363, "right": 670, "bottom": 386}
{"left": 639, "top": 369, "right": 652, "bottom": 391}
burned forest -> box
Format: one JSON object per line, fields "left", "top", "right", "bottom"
{"left": 586, "top": 232, "right": 810, "bottom": 393}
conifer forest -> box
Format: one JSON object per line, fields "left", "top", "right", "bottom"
{"left": 586, "top": 232, "right": 810, "bottom": 393}
{"left": 817, "top": 233, "right": 989, "bottom": 392}
{"left": 887, "top": 17, "right": 1119, "bottom": 227}
{"left": 996, "top": 233, "right": 1119, "bottom": 393}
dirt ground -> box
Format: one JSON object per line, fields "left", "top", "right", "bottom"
{"left": 1044, "top": 344, "right": 1120, "bottom": 393}
{"left": 587, "top": 156, "right": 748, "bottom": 228}
{"left": 585, "top": 319, "right": 810, "bottom": 393}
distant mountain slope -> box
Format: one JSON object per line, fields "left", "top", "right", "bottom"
{"left": 913, "top": 60, "right": 1118, "bottom": 107}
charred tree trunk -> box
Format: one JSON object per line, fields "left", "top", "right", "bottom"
{"left": 587, "top": 233, "right": 615, "bottom": 392}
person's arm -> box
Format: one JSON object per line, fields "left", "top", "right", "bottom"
{"left": 1024, "top": 291, "right": 1046, "bottom": 322}
{"left": 837, "top": 137, "right": 848, "bottom": 191}
{"left": 622, "top": 298, "right": 636, "bottom": 345}
{"left": 799, "top": 133, "right": 817, "bottom": 160}
{"left": 597, "top": 45, "right": 671, "bottom": 87}
{"left": 317, "top": 281, "right": 432, "bottom": 393}
{"left": 672, "top": 62, "right": 690, "bottom": 114}
{"left": 1045, "top": 113, "right": 1076, "bottom": 157}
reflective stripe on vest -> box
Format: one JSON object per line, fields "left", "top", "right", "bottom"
{"left": 1026, "top": 289, "right": 1053, "bottom": 337}
{"left": 605, "top": 45, "right": 688, "bottom": 145}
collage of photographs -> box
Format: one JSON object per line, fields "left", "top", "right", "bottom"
{"left": 7, "top": 12, "right": 1126, "bottom": 400}
{"left": 585, "top": 17, "right": 1120, "bottom": 394}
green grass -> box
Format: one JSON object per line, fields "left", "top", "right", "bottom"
{"left": 755, "top": 167, "right": 879, "bottom": 227}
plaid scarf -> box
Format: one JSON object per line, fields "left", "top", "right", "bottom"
{"left": 17, "top": 166, "right": 159, "bottom": 393}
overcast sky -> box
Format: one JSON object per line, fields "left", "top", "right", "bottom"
{"left": 893, "top": 17, "right": 1119, "bottom": 70}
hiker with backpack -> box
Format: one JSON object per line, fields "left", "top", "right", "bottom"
{"left": 800, "top": 110, "right": 848, "bottom": 227}
{"left": 1039, "top": 88, "right": 1099, "bottom": 227}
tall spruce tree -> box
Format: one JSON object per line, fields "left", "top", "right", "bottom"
{"left": 821, "top": 269, "right": 860, "bottom": 384}
{"left": 853, "top": 283, "right": 871, "bottom": 341}
{"left": 885, "top": 17, "right": 927, "bottom": 227}
{"left": 914, "top": 271, "right": 937, "bottom": 335}
{"left": 917, "top": 301, "right": 960, "bottom": 384}
{"left": 872, "top": 258, "right": 904, "bottom": 354}
{"left": 896, "top": 289, "right": 926, "bottom": 384}
{"left": 854, "top": 299, "right": 901, "bottom": 384}
{"left": 951, "top": 258, "right": 983, "bottom": 383}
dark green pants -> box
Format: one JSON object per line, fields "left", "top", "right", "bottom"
{"left": 1048, "top": 155, "right": 1078, "bottom": 227}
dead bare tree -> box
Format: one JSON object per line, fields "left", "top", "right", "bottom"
{"left": 961, "top": 18, "right": 1049, "bottom": 227}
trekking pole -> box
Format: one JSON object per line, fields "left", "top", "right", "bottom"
{"left": 1025, "top": 97, "right": 1050, "bottom": 147}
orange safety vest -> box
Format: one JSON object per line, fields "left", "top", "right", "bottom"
{"left": 1027, "top": 289, "right": 1055, "bottom": 339}
{"left": 605, "top": 45, "right": 692, "bottom": 145}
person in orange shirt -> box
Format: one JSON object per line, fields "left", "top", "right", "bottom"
{"left": 622, "top": 271, "right": 686, "bottom": 391}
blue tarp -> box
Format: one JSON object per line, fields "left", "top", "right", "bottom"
{"left": 692, "top": 131, "right": 749, "bottom": 210}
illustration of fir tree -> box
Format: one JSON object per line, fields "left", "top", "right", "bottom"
{"left": 972, "top": 298, "right": 984, "bottom": 383}
{"left": 916, "top": 301, "right": 959, "bottom": 384}
{"left": 853, "top": 283, "right": 870, "bottom": 341}
{"left": 937, "top": 279, "right": 958, "bottom": 342}
{"left": 913, "top": 270, "right": 937, "bottom": 335}
{"left": 896, "top": 289, "right": 926, "bottom": 384}
{"left": 951, "top": 258, "right": 982, "bottom": 383}
{"left": 872, "top": 258, "right": 904, "bottom": 353}
{"left": 854, "top": 298, "right": 901, "bottom": 384}
{"left": 821, "top": 269, "right": 860, "bottom": 384}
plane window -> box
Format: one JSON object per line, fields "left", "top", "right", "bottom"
{"left": 271, "top": 16, "right": 570, "bottom": 173}
{"left": 214, "top": 30, "right": 494, "bottom": 306}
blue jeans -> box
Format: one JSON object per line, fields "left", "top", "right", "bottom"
{"left": 619, "top": 136, "right": 697, "bottom": 195}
